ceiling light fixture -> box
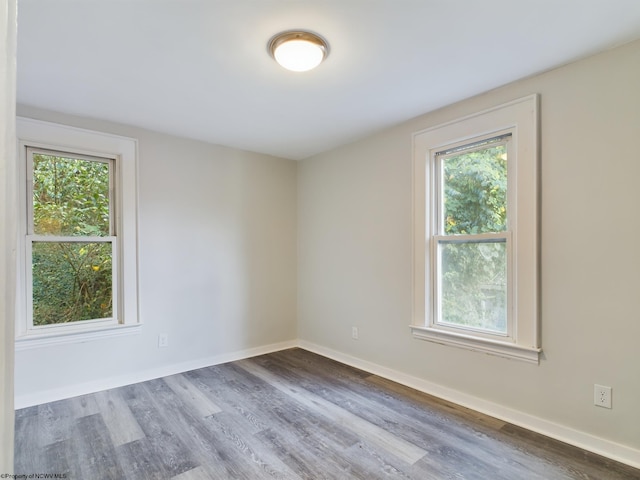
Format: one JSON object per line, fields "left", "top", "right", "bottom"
{"left": 268, "top": 30, "right": 329, "bottom": 72}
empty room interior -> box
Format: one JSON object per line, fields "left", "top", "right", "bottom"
{"left": 2, "top": 1, "right": 640, "bottom": 478}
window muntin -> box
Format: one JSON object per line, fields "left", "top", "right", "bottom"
{"left": 25, "top": 148, "right": 118, "bottom": 330}
{"left": 433, "top": 136, "right": 511, "bottom": 337}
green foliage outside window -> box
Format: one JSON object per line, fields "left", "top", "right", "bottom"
{"left": 32, "top": 242, "right": 113, "bottom": 325}
{"left": 33, "top": 154, "right": 110, "bottom": 236}
{"left": 31, "top": 154, "right": 114, "bottom": 326}
{"left": 439, "top": 145, "right": 508, "bottom": 333}
{"left": 443, "top": 145, "right": 507, "bottom": 235}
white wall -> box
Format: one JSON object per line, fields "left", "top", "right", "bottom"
{"left": 298, "top": 39, "right": 640, "bottom": 462}
{"left": 1, "top": 0, "right": 17, "bottom": 471}
{"left": 14, "top": 107, "right": 298, "bottom": 406}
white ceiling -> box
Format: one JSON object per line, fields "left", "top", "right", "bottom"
{"left": 17, "top": 0, "right": 640, "bottom": 160}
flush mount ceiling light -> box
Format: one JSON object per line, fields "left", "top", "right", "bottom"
{"left": 268, "top": 30, "right": 329, "bottom": 72}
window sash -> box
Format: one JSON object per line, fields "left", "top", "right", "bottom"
{"left": 431, "top": 232, "right": 512, "bottom": 339}
{"left": 26, "top": 147, "right": 116, "bottom": 237}
{"left": 25, "top": 236, "right": 118, "bottom": 333}
{"left": 434, "top": 136, "right": 511, "bottom": 237}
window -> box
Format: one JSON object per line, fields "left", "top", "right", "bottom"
{"left": 27, "top": 148, "right": 116, "bottom": 328}
{"left": 16, "top": 118, "right": 140, "bottom": 347}
{"left": 412, "top": 95, "right": 540, "bottom": 363}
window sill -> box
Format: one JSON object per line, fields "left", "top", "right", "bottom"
{"left": 15, "top": 323, "right": 142, "bottom": 351}
{"left": 410, "top": 325, "right": 541, "bottom": 364}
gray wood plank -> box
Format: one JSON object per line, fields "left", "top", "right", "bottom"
{"left": 14, "top": 413, "right": 40, "bottom": 474}
{"left": 40, "top": 440, "right": 72, "bottom": 478}
{"left": 68, "top": 393, "right": 101, "bottom": 418}
{"left": 69, "top": 413, "right": 126, "bottom": 480}
{"left": 115, "top": 437, "right": 173, "bottom": 480}
{"left": 94, "top": 388, "right": 146, "bottom": 447}
{"left": 171, "top": 466, "right": 213, "bottom": 480}
{"left": 35, "top": 400, "right": 74, "bottom": 447}
{"left": 122, "top": 382, "right": 201, "bottom": 478}
{"left": 163, "top": 373, "right": 222, "bottom": 418}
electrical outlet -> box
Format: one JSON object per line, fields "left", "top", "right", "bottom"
{"left": 594, "top": 384, "right": 612, "bottom": 409}
{"left": 351, "top": 327, "right": 359, "bottom": 340}
{"left": 158, "top": 333, "right": 169, "bottom": 348}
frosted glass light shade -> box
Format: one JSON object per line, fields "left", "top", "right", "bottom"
{"left": 269, "top": 31, "right": 329, "bottom": 72}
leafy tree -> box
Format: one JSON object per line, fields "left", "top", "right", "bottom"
{"left": 443, "top": 146, "right": 507, "bottom": 235}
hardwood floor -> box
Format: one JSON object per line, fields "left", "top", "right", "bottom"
{"left": 14, "top": 348, "right": 640, "bottom": 479}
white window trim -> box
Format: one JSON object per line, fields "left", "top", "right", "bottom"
{"left": 16, "top": 117, "right": 141, "bottom": 349}
{"left": 411, "top": 95, "right": 540, "bottom": 364}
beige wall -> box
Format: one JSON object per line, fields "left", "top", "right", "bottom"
{"left": 14, "top": 107, "right": 298, "bottom": 405}
{"left": 1, "top": 0, "right": 17, "bottom": 471}
{"left": 298, "top": 39, "right": 640, "bottom": 457}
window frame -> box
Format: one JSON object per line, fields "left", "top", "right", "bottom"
{"left": 411, "top": 95, "right": 540, "bottom": 363}
{"left": 16, "top": 118, "right": 141, "bottom": 349}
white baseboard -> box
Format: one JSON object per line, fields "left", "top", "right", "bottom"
{"left": 14, "top": 339, "right": 298, "bottom": 409}
{"left": 298, "top": 340, "right": 640, "bottom": 470}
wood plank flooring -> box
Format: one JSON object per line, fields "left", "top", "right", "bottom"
{"left": 14, "top": 348, "right": 640, "bottom": 479}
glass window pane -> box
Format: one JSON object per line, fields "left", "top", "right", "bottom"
{"left": 438, "top": 240, "right": 507, "bottom": 334}
{"left": 32, "top": 154, "right": 110, "bottom": 236}
{"left": 442, "top": 144, "right": 507, "bottom": 235}
{"left": 32, "top": 242, "right": 113, "bottom": 325}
